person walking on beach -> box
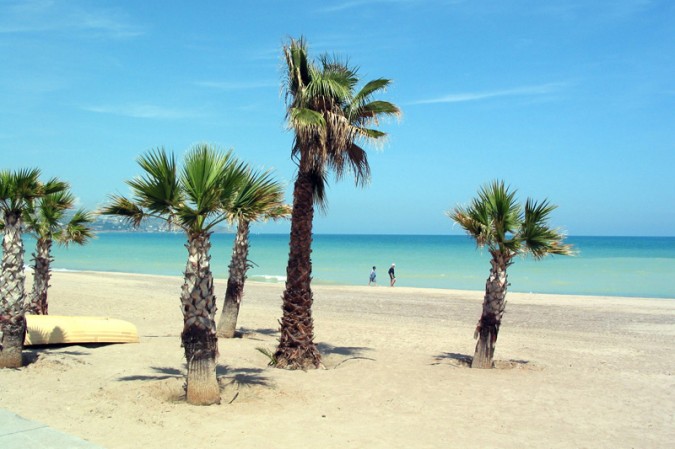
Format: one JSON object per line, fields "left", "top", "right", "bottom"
{"left": 388, "top": 263, "right": 396, "bottom": 286}
{"left": 369, "top": 266, "right": 377, "bottom": 286}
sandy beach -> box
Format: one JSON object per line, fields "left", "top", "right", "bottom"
{"left": 1, "top": 271, "right": 673, "bottom": 448}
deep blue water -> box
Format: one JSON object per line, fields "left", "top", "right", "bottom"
{"left": 23, "top": 233, "right": 675, "bottom": 299}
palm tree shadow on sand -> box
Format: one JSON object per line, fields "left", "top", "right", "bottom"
{"left": 233, "top": 327, "right": 279, "bottom": 340}
{"left": 23, "top": 344, "right": 113, "bottom": 366}
{"left": 432, "top": 352, "right": 537, "bottom": 370}
{"left": 316, "top": 342, "right": 375, "bottom": 369}
{"left": 117, "top": 365, "right": 272, "bottom": 404}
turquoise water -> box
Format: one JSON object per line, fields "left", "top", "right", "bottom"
{"left": 24, "top": 233, "right": 675, "bottom": 299}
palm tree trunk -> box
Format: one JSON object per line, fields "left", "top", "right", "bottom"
{"left": 181, "top": 232, "right": 220, "bottom": 405}
{"left": 0, "top": 211, "right": 27, "bottom": 368}
{"left": 28, "top": 238, "right": 52, "bottom": 315}
{"left": 217, "top": 219, "right": 250, "bottom": 338}
{"left": 471, "top": 252, "right": 510, "bottom": 369}
{"left": 274, "top": 172, "right": 322, "bottom": 370}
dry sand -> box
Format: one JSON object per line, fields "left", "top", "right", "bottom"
{"left": 1, "top": 271, "right": 673, "bottom": 448}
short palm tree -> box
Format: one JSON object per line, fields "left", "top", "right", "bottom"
{"left": 449, "top": 180, "right": 574, "bottom": 368}
{"left": 24, "top": 190, "right": 94, "bottom": 315}
{"left": 216, "top": 168, "right": 290, "bottom": 338}
{"left": 275, "top": 37, "right": 400, "bottom": 369}
{"left": 0, "top": 169, "right": 66, "bottom": 368}
{"left": 101, "top": 145, "right": 245, "bottom": 405}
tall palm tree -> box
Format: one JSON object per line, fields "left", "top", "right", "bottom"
{"left": 216, "top": 168, "right": 290, "bottom": 338}
{"left": 449, "top": 180, "right": 574, "bottom": 368}
{"left": 101, "top": 145, "right": 245, "bottom": 405}
{"left": 0, "top": 169, "right": 66, "bottom": 368}
{"left": 275, "top": 37, "right": 400, "bottom": 369}
{"left": 24, "top": 190, "right": 95, "bottom": 315}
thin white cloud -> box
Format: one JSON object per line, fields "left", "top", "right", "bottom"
{"left": 413, "top": 82, "right": 568, "bottom": 105}
{"left": 195, "top": 81, "right": 278, "bottom": 90}
{"left": 320, "top": 0, "right": 466, "bottom": 13}
{"left": 536, "top": 0, "right": 654, "bottom": 21}
{"left": 83, "top": 104, "right": 199, "bottom": 120}
{"left": 0, "top": 0, "right": 143, "bottom": 38}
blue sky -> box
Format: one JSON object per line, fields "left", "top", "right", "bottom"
{"left": 1, "top": 0, "right": 673, "bottom": 236}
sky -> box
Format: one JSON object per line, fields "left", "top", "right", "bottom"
{"left": 1, "top": 0, "right": 673, "bottom": 236}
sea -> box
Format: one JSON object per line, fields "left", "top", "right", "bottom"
{"left": 24, "top": 233, "right": 675, "bottom": 299}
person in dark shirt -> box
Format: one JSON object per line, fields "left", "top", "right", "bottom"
{"left": 388, "top": 263, "right": 396, "bottom": 287}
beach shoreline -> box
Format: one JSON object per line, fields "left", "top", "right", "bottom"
{"left": 1, "top": 270, "right": 673, "bottom": 448}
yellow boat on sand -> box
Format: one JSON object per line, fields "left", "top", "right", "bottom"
{"left": 24, "top": 315, "right": 139, "bottom": 346}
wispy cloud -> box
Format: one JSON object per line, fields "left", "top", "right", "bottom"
{"left": 412, "top": 82, "right": 568, "bottom": 105}
{"left": 320, "top": 0, "right": 466, "bottom": 13}
{"left": 195, "top": 81, "right": 278, "bottom": 90}
{"left": 0, "top": 0, "right": 143, "bottom": 38}
{"left": 82, "top": 104, "right": 200, "bottom": 120}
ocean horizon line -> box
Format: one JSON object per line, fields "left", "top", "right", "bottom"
{"left": 93, "top": 230, "right": 675, "bottom": 239}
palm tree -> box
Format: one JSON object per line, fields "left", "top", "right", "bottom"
{"left": 449, "top": 180, "right": 574, "bottom": 368}
{"left": 24, "top": 190, "right": 94, "bottom": 315}
{"left": 0, "top": 169, "right": 66, "bottom": 368}
{"left": 101, "top": 145, "right": 245, "bottom": 405}
{"left": 275, "top": 37, "right": 400, "bottom": 369}
{"left": 216, "top": 168, "right": 290, "bottom": 338}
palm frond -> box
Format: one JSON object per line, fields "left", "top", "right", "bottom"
{"left": 57, "top": 209, "right": 95, "bottom": 247}
{"left": 353, "top": 78, "right": 392, "bottom": 104}
{"left": 282, "top": 36, "right": 400, "bottom": 211}
{"left": 23, "top": 190, "right": 77, "bottom": 238}
{"left": 8, "top": 168, "right": 42, "bottom": 207}
{"left": 289, "top": 107, "right": 326, "bottom": 129}
{"left": 329, "top": 143, "right": 371, "bottom": 187}
{"left": 128, "top": 148, "right": 182, "bottom": 216}
{"left": 306, "top": 167, "right": 329, "bottom": 213}
{"left": 41, "top": 177, "right": 69, "bottom": 196}
{"left": 99, "top": 195, "right": 147, "bottom": 228}
{"left": 352, "top": 100, "right": 401, "bottom": 122}
{"left": 181, "top": 144, "right": 232, "bottom": 218}
{"left": 450, "top": 180, "right": 574, "bottom": 260}
{"left": 0, "top": 170, "right": 12, "bottom": 202}
{"left": 229, "top": 168, "right": 282, "bottom": 219}
{"left": 520, "top": 198, "right": 574, "bottom": 259}
{"left": 449, "top": 207, "right": 489, "bottom": 247}
{"left": 283, "top": 37, "right": 313, "bottom": 105}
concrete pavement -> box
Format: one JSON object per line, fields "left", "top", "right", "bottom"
{"left": 0, "top": 409, "right": 104, "bottom": 449}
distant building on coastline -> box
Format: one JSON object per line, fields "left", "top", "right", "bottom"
{"left": 90, "top": 215, "right": 230, "bottom": 233}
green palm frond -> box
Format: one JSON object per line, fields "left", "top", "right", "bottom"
{"left": 0, "top": 168, "right": 41, "bottom": 210}
{"left": 353, "top": 79, "right": 391, "bottom": 103}
{"left": 352, "top": 100, "right": 401, "bottom": 124}
{"left": 283, "top": 37, "right": 312, "bottom": 100}
{"left": 289, "top": 107, "right": 326, "bottom": 129}
{"left": 182, "top": 145, "right": 227, "bottom": 212}
{"left": 0, "top": 169, "right": 69, "bottom": 217}
{"left": 282, "top": 36, "right": 400, "bottom": 208}
{"left": 100, "top": 194, "right": 147, "bottom": 228}
{"left": 128, "top": 148, "right": 182, "bottom": 216}
{"left": 41, "top": 177, "right": 69, "bottom": 197}
{"left": 57, "top": 209, "right": 95, "bottom": 247}
{"left": 229, "top": 167, "right": 289, "bottom": 223}
{"left": 308, "top": 59, "right": 355, "bottom": 102}
{"left": 319, "top": 53, "right": 359, "bottom": 88}
{"left": 23, "top": 190, "right": 77, "bottom": 239}
{"left": 354, "top": 128, "right": 387, "bottom": 140}
{"left": 449, "top": 180, "right": 574, "bottom": 260}
{"left": 521, "top": 198, "right": 575, "bottom": 259}
{"left": 0, "top": 170, "right": 12, "bottom": 201}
